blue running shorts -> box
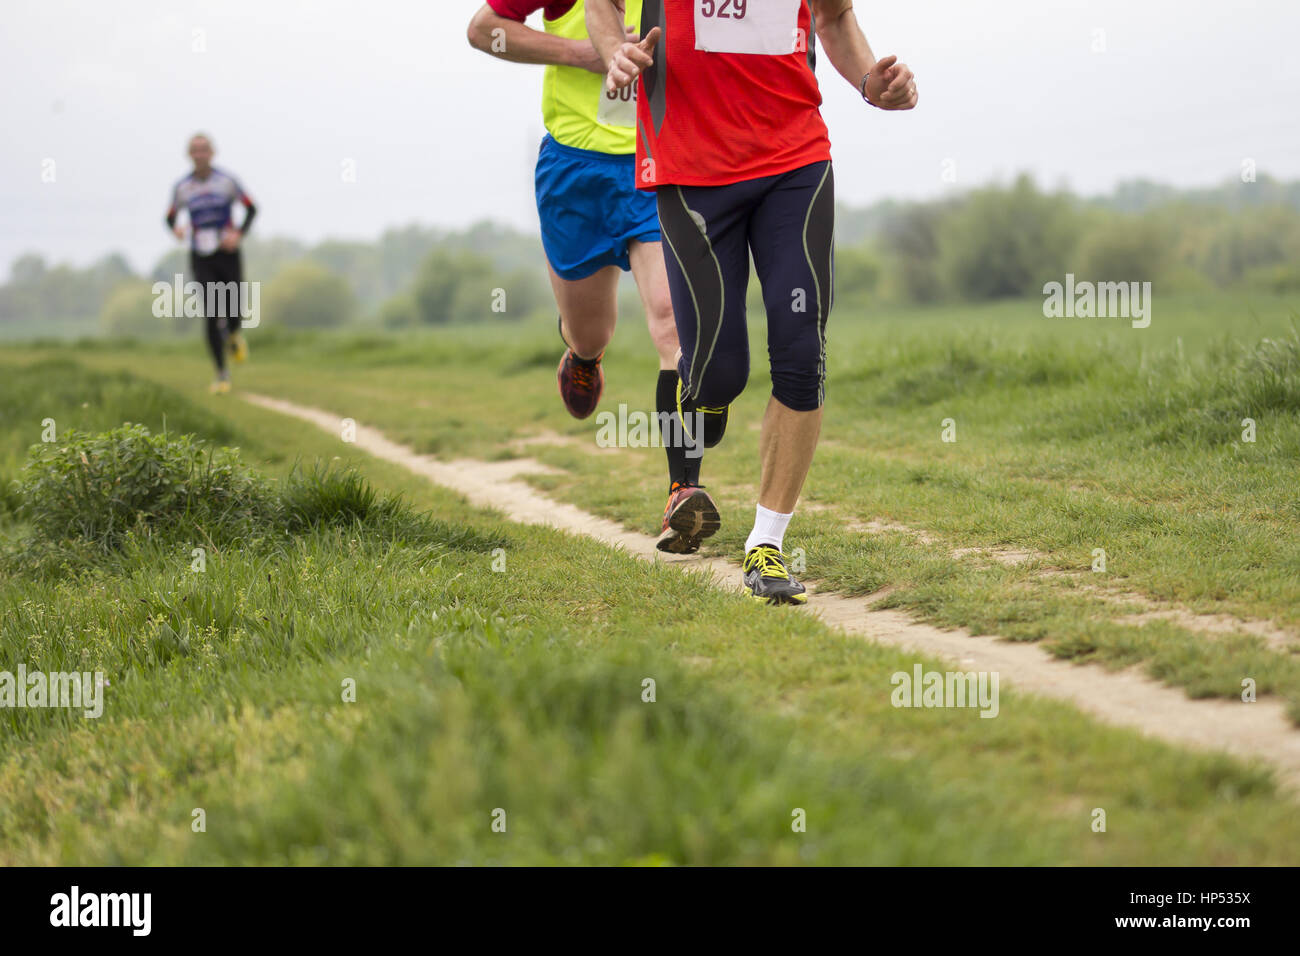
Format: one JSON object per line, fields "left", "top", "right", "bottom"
{"left": 534, "top": 135, "right": 661, "bottom": 281}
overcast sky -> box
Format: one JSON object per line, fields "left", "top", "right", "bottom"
{"left": 3, "top": 0, "right": 1297, "bottom": 276}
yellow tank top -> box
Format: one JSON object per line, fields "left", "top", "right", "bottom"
{"left": 542, "top": 0, "right": 641, "bottom": 155}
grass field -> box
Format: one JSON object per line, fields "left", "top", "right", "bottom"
{"left": 2, "top": 290, "right": 1299, "bottom": 864}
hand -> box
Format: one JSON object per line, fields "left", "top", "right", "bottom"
{"left": 219, "top": 226, "right": 241, "bottom": 251}
{"left": 606, "top": 26, "right": 659, "bottom": 91}
{"left": 172, "top": 224, "right": 187, "bottom": 240}
{"left": 576, "top": 26, "right": 638, "bottom": 74}
{"left": 864, "top": 55, "right": 918, "bottom": 110}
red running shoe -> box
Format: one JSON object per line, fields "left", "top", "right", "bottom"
{"left": 555, "top": 317, "right": 604, "bottom": 419}
{"left": 656, "top": 483, "right": 721, "bottom": 554}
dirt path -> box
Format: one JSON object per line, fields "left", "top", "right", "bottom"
{"left": 245, "top": 392, "right": 1300, "bottom": 790}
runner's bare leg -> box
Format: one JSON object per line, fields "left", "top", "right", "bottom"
{"left": 548, "top": 263, "right": 621, "bottom": 360}
{"left": 758, "top": 398, "right": 823, "bottom": 514}
{"left": 627, "top": 240, "right": 678, "bottom": 371}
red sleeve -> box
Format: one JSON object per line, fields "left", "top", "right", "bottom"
{"left": 485, "top": 0, "right": 545, "bottom": 21}
{"left": 485, "top": 0, "right": 573, "bottom": 22}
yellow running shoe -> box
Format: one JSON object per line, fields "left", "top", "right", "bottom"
{"left": 741, "top": 545, "right": 808, "bottom": 605}
{"left": 229, "top": 332, "right": 249, "bottom": 364}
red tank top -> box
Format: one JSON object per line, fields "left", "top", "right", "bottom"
{"left": 635, "top": 0, "right": 832, "bottom": 189}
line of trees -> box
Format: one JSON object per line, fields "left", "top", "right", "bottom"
{"left": 832, "top": 173, "right": 1300, "bottom": 307}
{"left": 3, "top": 174, "right": 1297, "bottom": 338}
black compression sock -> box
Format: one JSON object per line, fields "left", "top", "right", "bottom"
{"left": 682, "top": 447, "right": 701, "bottom": 487}
{"left": 656, "top": 369, "right": 692, "bottom": 489}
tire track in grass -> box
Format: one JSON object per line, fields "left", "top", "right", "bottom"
{"left": 243, "top": 392, "right": 1300, "bottom": 791}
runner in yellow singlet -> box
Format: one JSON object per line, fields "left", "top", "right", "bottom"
{"left": 468, "top": 0, "right": 720, "bottom": 553}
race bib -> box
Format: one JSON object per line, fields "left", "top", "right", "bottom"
{"left": 597, "top": 82, "right": 637, "bottom": 128}
{"left": 694, "top": 0, "right": 802, "bottom": 56}
{"left": 194, "top": 227, "right": 221, "bottom": 256}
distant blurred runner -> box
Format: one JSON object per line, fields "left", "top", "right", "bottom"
{"left": 468, "top": 0, "right": 720, "bottom": 554}
{"left": 165, "top": 133, "right": 257, "bottom": 394}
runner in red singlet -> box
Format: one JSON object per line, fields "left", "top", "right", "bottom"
{"left": 588, "top": 0, "right": 918, "bottom": 603}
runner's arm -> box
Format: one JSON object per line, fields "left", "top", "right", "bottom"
{"left": 237, "top": 192, "right": 257, "bottom": 237}
{"left": 467, "top": 3, "right": 604, "bottom": 72}
{"left": 585, "top": 0, "right": 627, "bottom": 68}
{"left": 810, "top": 0, "right": 917, "bottom": 110}
{"left": 586, "top": 1, "right": 658, "bottom": 90}
{"left": 165, "top": 184, "right": 180, "bottom": 231}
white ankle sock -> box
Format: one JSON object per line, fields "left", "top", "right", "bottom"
{"left": 745, "top": 505, "right": 793, "bottom": 554}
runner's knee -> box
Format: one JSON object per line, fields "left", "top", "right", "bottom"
{"left": 685, "top": 350, "right": 749, "bottom": 407}
{"left": 645, "top": 297, "right": 679, "bottom": 358}
{"left": 768, "top": 331, "right": 825, "bottom": 411}
{"left": 562, "top": 316, "right": 615, "bottom": 359}
{"left": 769, "top": 368, "right": 823, "bottom": 411}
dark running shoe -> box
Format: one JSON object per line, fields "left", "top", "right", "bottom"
{"left": 556, "top": 316, "right": 604, "bottom": 419}
{"left": 556, "top": 348, "right": 604, "bottom": 419}
{"left": 656, "top": 482, "right": 721, "bottom": 554}
{"left": 741, "top": 544, "right": 808, "bottom": 605}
